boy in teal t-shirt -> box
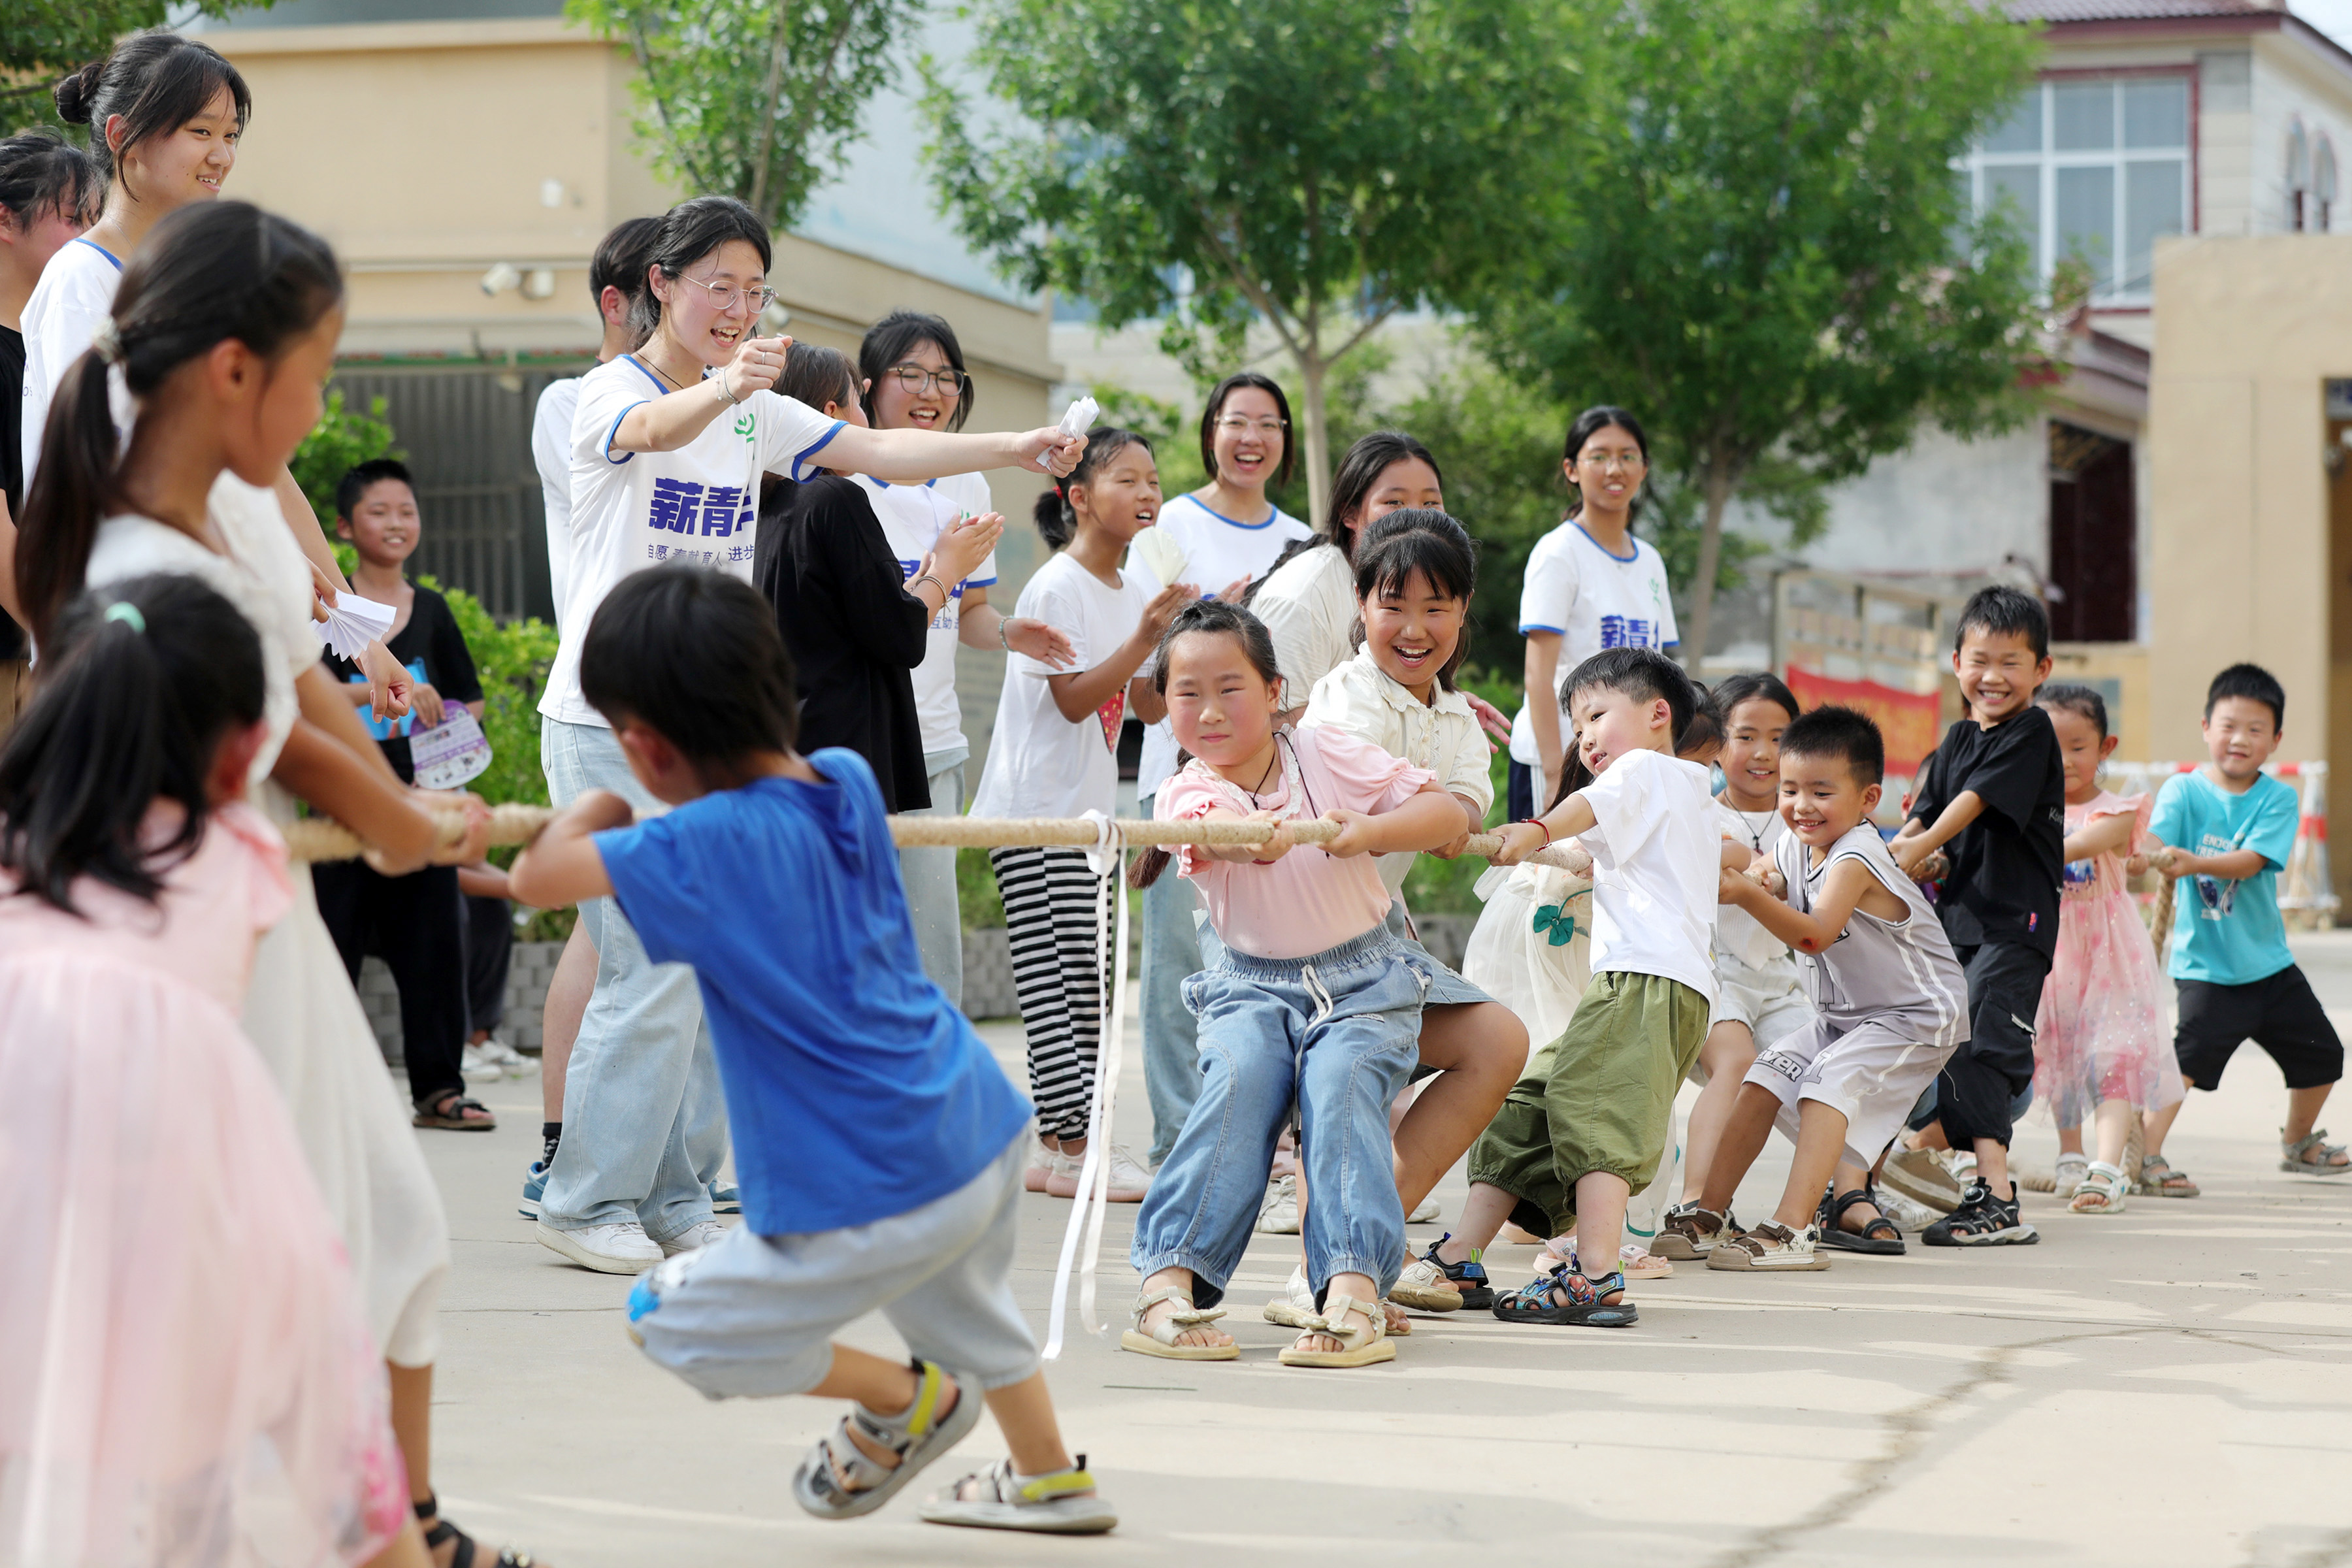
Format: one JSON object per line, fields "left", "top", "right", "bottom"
{"left": 2145, "top": 664, "right": 2348, "bottom": 1188}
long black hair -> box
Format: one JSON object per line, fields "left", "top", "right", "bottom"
{"left": 1250, "top": 429, "right": 1445, "bottom": 596}
{"left": 0, "top": 129, "right": 101, "bottom": 237}
{"left": 1348, "top": 507, "right": 1477, "bottom": 692}
{"left": 16, "top": 201, "right": 343, "bottom": 647}
{"left": 630, "top": 195, "right": 770, "bottom": 339}
{"left": 0, "top": 574, "right": 265, "bottom": 914}
{"left": 1197, "top": 371, "right": 1295, "bottom": 491}
{"left": 1128, "top": 597, "right": 1287, "bottom": 890}
{"left": 1561, "top": 405, "right": 1649, "bottom": 524}
{"left": 54, "top": 31, "right": 250, "bottom": 203}
{"left": 858, "top": 308, "right": 973, "bottom": 431}
{"left": 777, "top": 343, "right": 859, "bottom": 415}
{"left": 1034, "top": 426, "right": 1152, "bottom": 551}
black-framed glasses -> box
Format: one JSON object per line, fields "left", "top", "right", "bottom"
{"left": 674, "top": 272, "right": 775, "bottom": 313}
{"left": 889, "top": 363, "right": 971, "bottom": 397}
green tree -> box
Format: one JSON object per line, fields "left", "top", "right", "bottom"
{"left": 289, "top": 389, "right": 400, "bottom": 549}
{"left": 1472, "top": 0, "right": 2044, "bottom": 666}
{"left": 2, "top": 1, "right": 267, "bottom": 125}
{"left": 565, "top": 0, "right": 930, "bottom": 231}
{"left": 921, "top": 0, "right": 1575, "bottom": 523}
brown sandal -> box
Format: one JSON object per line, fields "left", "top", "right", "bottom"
{"left": 414, "top": 1092, "right": 497, "bottom": 1131}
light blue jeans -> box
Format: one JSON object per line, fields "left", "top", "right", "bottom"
{"left": 1137, "top": 792, "right": 1207, "bottom": 1166}
{"left": 540, "top": 718, "right": 728, "bottom": 1242}
{"left": 1130, "top": 925, "right": 1428, "bottom": 1310}
{"left": 898, "top": 749, "right": 967, "bottom": 1010}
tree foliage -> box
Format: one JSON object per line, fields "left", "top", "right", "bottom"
{"left": 1470, "top": 0, "right": 2045, "bottom": 665}
{"left": 565, "top": 0, "right": 927, "bottom": 231}
{"left": 922, "top": 0, "right": 1574, "bottom": 522}
{"left": 291, "top": 389, "right": 400, "bottom": 534}
{"left": 1, "top": 0, "right": 262, "bottom": 125}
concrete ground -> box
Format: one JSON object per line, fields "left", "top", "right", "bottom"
{"left": 419, "top": 934, "right": 2352, "bottom": 1567}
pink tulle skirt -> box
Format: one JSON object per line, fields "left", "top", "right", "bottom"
{"left": 2033, "top": 886, "right": 2185, "bottom": 1126}
{"left": 0, "top": 944, "right": 406, "bottom": 1567}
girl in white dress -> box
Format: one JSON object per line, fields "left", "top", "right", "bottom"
{"left": 17, "top": 199, "right": 540, "bottom": 1568}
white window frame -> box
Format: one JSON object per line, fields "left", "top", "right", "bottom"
{"left": 1965, "top": 73, "right": 2193, "bottom": 306}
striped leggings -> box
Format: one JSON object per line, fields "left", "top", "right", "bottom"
{"left": 989, "top": 846, "right": 1115, "bottom": 1141}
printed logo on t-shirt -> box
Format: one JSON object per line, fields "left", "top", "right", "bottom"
{"left": 643, "top": 476, "right": 756, "bottom": 568}
{"left": 1597, "top": 613, "right": 1661, "bottom": 649}
{"left": 2194, "top": 831, "right": 2240, "bottom": 920}
{"left": 1095, "top": 690, "right": 1126, "bottom": 752}
{"left": 2061, "top": 857, "right": 2096, "bottom": 891}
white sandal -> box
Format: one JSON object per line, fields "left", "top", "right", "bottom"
{"left": 1277, "top": 1293, "right": 1395, "bottom": 1369}
{"left": 1262, "top": 1265, "right": 1411, "bottom": 1335}
{"left": 1120, "top": 1287, "right": 1237, "bottom": 1361}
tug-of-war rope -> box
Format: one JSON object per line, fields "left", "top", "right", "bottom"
{"left": 282, "top": 804, "right": 1593, "bottom": 1354}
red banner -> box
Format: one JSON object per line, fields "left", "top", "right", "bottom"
{"left": 1784, "top": 666, "right": 1942, "bottom": 774}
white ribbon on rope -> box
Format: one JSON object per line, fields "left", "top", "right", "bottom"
{"left": 1043, "top": 808, "right": 1133, "bottom": 1359}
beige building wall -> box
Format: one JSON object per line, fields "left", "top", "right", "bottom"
{"left": 2146, "top": 231, "right": 2352, "bottom": 773}
{"left": 206, "top": 15, "right": 1058, "bottom": 773}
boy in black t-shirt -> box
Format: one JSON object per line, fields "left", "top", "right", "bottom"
{"left": 315, "top": 459, "right": 498, "bottom": 1131}
{"left": 1890, "top": 586, "right": 2066, "bottom": 1246}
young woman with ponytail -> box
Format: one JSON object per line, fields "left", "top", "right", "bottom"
{"left": 16, "top": 198, "right": 544, "bottom": 1568}
{"left": 969, "top": 427, "right": 1194, "bottom": 1205}
{"left": 0, "top": 574, "right": 429, "bottom": 1568}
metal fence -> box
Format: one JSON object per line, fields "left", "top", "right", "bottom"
{"left": 328, "top": 361, "right": 588, "bottom": 623}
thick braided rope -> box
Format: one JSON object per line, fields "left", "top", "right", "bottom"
{"left": 280, "top": 807, "right": 1597, "bottom": 877}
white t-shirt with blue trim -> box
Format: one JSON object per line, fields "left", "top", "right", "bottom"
{"left": 852, "top": 471, "right": 996, "bottom": 759}
{"left": 1507, "top": 519, "right": 1680, "bottom": 766}
{"left": 540, "top": 354, "right": 842, "bottom": 727}
{"left": 19, "top": 235, "right": 125, "bottom": 497}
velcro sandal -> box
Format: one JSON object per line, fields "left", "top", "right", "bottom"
{"left": 919, "top": 1455, "right": 1119, "bottom": 1535}
{"left": 1491, "top": 1265, "right": 1638, "bottom": 1328}
{"left": 1708, "top": 1218, "right": 1829, "bottom": 1271}
{"left": 2282, "top": 1128, "right": 2352, "bottom": 1177}
{"left": 791, "top": 1359, "right": 983, "bottom": 1520}
{"left": 1390, "top": 1234, "right": 1484, "bottom": 1311}
{"left": 1121, "top": 1287, "right": 1237, "bottom": 1360}
{"left": 1279, "top": 1293, "right": 1394, "bottom": 1367}
{"left": 2069, "top": 1160, "right": 2129, "bottom": 1214}
{"left": 1655, "top": 1201, "right": 1730, "bottom": 1260}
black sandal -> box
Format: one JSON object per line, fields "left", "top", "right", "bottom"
{"left": 1817, "top": 1184, "right": 1904, "bottom": 1255}
{"left": 1490, "top": 1265, "right": 1638, "bottom": 1328}
{"left": 414, "top": 1092, "right": 497, "bottom": 1131}
{"left": 416, "top": 1492, "right": 538, "bottom": 1567}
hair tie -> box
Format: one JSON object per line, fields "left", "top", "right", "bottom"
{"left": 90, "top": 318, "right": 125, "bottom": 366}
{"left": 103, "top": 600, "right": 145, "bottom": 633}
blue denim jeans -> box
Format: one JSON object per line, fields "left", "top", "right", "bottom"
{"left": 539, "top": 718, "right": 728, "bottom": 1241}
{"left": 1137, "top": 791, "right": 1207, "bottom": 1166}
{"left": 1130, "top": 925, "right": 1428, "bottom": 1309}
{"left": 898, "top": 749, "right": 968, "bottom": 1010}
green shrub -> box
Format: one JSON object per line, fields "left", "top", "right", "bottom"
{"left": 291, "top": 391, "right": 399, "bottom": 578}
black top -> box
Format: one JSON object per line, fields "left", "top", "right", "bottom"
{"left": 322, "top": 583, "right": 483, "bottom": 784}
{"left": 1909, "top": 705, "right": 2066, "bottom": 958}
{"left": 752, "top": 474, "right": 931, "bottom": 813}
{"left": 0, "top": 324, "right": 26, "bottom": 661}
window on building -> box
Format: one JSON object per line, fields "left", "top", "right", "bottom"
{"left": 1968, "top": 75, "right": 2189, "bottom": 302}
{"left": 2289, "top": 118, "right": 2312, "bottom": 232}
{"left": 2321, "top": 138, "right": 2339, "bottom": 233}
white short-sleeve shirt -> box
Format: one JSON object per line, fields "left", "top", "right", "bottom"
{"left": 851, "top": 471, "right": 998, "bottom": 760}
{"left": 1252, "top": 542, "right": 1356, "bottom": 711}
{"left": 19, "top": 236, "right": 124, "bottom": 495}
{"left": 540, "top": 354, "right": 844, "bottom": 727}
{"left": 1304, "top": 647, "right": 1494, "bottom": 895}
{"left": 531, "top": 376, "right": 582, "bottom": 634}
{"left": 1128, "top": 492, "right": 1311, "bottom": 799}
{"left": 968, "top": 551, "right": 1149, "bottom": 821}
{"left": 1714, "top": 797, "right": 1793, "bottom": 972}
{"left": 1575, "top": 746, "right": 1718, "bottom": 1003}
{"left": 1507, "top": 520, "right": 1680, "bottom": 765}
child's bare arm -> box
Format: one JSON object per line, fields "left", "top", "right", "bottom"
{"left": 1188, "top": 805, "right": 1296, "bottom": 864}
{"left": 509, "top": 790, "right": 630, "bottom": 907}
{"left": 1320, "top": 782, "right": 1465, "bottom": 858}
{"left": 1891, "top": 790, "right": 1982, "bottom": 875}
{"left": 1490, "top": 788, "right": 1599, "bottom": 866}
{"left": 1723, "top": 857, "right": 1889, "bottom": 954}
{"left": 2161, "top": 843, "right": 2267, "bottom": 881}
{"left": 2062, "top": 811, "right": 2135, "bottom": 864}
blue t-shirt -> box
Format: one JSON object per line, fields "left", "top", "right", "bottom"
{"left": 2148, "top": 768, "right": 2300, "bottom": 987}
{"left": 596, "top": 749, "right": 1032, "bottom": 1233}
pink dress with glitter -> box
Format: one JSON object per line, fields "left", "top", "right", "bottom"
{"left": 0, "top": 803, "right": 407, "bottom": 1567}
{"left": 2032, "top": 790, "right": 2186, "bottom": 1124}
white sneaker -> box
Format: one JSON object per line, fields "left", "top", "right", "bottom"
{"left": 1024, "top": 1137, "right": 1055, "bottom": 1193}
{"left": 1407, "top": 1194, "right": 1442, "bottom": 1224}
{"left": 2052, "top": 1151, "right": 2089, "bottom": 1200}
{"left": 536, "top": 1219, "right": 662, "bottom": 1274}
{"left": 1044, "top": 1143, "right": 1151, "bottom": 1201}
{"left": 659, "top": 1219, "right": 727, "bottom": 1257}
{"left": 460, "top": 1046, "right": 497, "bottom": 1079}
{"left": 476, "top": 1039, "right": 531, "bottom": 1075}
{"left": 1876, "top": 1188, "right": 1943, "bottom": 1233}
{"left": 1262, "top": 1264, "right": 1317, "bottom": 1328}
{"left": 1256, "top": 1173, "right": 1300, "bottom": 1234}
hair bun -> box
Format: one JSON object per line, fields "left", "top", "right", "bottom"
{"left": 53, "top": 60, "right": 105, "bottom": 125}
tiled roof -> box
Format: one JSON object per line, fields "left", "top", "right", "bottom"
{"left": 2006, "top": 1, "right": 2274, "bottom": 19}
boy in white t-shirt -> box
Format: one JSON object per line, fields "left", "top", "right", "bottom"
{"left": 1428, "top": 648, "right": 1723, "bottom": 1327}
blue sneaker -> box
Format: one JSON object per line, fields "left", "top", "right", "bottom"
{"left": 708, "top": 1180, "right": 741, "bottom": 1215}
{"left": 519, "top": 1158, "right": 548, "bottom": 1220}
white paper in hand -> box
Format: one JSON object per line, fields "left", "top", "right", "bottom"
{"left": 408, "top": 705, "right": 493, "bottom": 790}
{"left": 1041, "top": 394, "right": 1100, "bottom": 469}
{"left": 1129, "top": 527, "right": 1188, "bottom": 591}
{"left": 314, "top": 593, "right": 397, "bottom": 661}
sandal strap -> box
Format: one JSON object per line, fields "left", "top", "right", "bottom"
{"left": 2285, "top": 1129, "right": 2344, "bottom": 1161}
{"left": 1309, "top": 1293, "right": 1383, "bottom": 1348}
{"left": 1133, "top": 1287, "right": 1226, "bottom": 1343}
{"left": 846, "top": 1359, "right": 951, "bottom": 1452}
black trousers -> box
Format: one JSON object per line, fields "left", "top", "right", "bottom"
{"left": 314, "top": 860, "right": 467, "bottom": 1111}
{"left": 1935, "top": 941, "right": 2050, "bottom": 1150}
{"left": 464, "top": 894, "right": 513, "bottom": 1036}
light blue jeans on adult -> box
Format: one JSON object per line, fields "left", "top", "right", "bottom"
{"left": 540, "top": 718, "right": 727, "bottom": 1243}
{"left": 1137, "top": 791, "right": 1207, "bottom": 1166}
{"left": 1130, "top": 925, "right": 1427, "bottom": 1310}
{"left": 898, "top": 749, "right": 967, "bottom": 1011}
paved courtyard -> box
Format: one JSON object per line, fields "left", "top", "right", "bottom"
{"left": 415, "top": 934, "right": 2352, "bottom": 1566}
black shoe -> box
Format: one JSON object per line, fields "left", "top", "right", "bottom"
{"left": 1920, "top": 1180, "right": 2039, "bottom": 1247}
{"left": 1816, "top": 1183, "right": 1905, "bottom": 1255}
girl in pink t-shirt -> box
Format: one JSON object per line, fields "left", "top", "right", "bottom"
{"left": 0, "top": 576, "right": 412, "bottom": 1568}
{"left": 1121, "top": 600, "right": 1463, "bottom": 1370}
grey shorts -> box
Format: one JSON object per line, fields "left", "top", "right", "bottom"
{"left": 1745, "top": 1017, "right": 1955, "bottom": 1168}
{"left": 626, "top": 1130, "right": 1039, "bottom": 1398}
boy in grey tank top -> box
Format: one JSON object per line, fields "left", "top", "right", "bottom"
{"left": 1664, "top": 706, "right": 1971, "bottom": 1270}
